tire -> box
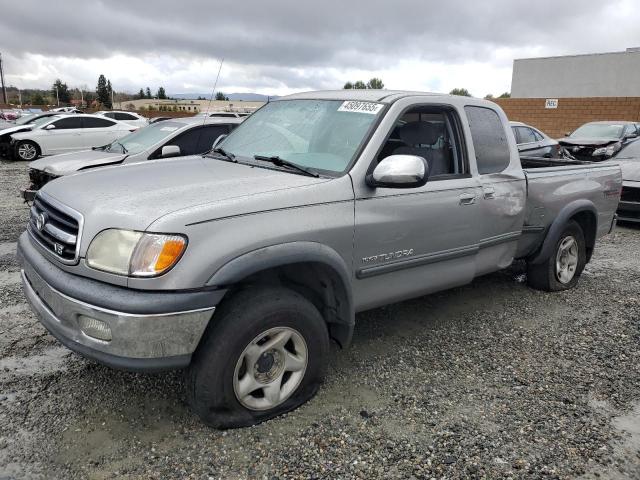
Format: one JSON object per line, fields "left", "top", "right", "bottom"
{"left": 186, "top": 286, "right": 329, "bottom": 429}
{"left": 15, "top": 140, "right": 40, "bottom": 161}
{"left": 527, "top": 220, "right": 586, "bottom": 292}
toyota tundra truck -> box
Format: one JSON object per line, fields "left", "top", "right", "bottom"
{"left": 17, "top": 90, "right": 622, "bottom": 428}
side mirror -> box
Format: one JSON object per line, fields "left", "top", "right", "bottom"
{"left": 44, "top": 124, "right": 56, "bottom": 130}
{"left": 625, "top": 133, "right": 638, "bottom": 139}
{"left": 366, "top": 155, "right": 429, "bottom": 189}
{"left": 212, "top": 134, "right": 227, "bottom": 149}
{"left": 160, "top": 145, "right": 181, "bottom": 158}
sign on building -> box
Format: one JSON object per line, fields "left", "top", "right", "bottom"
{"left": 545, "top": 99, "right": 559, "bottom": 109}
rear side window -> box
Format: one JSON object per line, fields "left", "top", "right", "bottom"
{"left": 515, "top": 126, "right": 537, "bottom": 144}
{"left": 83, "top": 117, "right": 116, "bottom": 128}
{"left": 114, "top": 112, "right": 137, "bottom": 120}
{"left": 465, "top": 106, "right": 510, "bottom": 174}
{"left": 51, "top": 117, "right": 83, "bottom": 129}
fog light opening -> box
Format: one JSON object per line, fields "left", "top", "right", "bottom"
{"left": 78, "top": 315, "right": 112, "bottom": 342}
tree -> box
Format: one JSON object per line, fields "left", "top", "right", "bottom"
{"left": 52, "top": 79, "right": 70, "bottom": 104}
{"left": 484, "top": 94, "right": 495, "bottom": 100}
{"left": 353, "top": 80, "right": 367, "bottom": 89}
{"left": 96, "top": 74, "right": 110, "bottom": 107}
{"left": 449, "top": 88, "right": 472, "bottom": 97}
{"left": 215, "top": 91, "right": 229, "bottom": 101}
{"left": 145, "top": 87, "right": 152, "bottom": 99}
{"left": 343, "top": 81, "right": 354, "bottom": 89}
{"left": 498, "top": 92, "right": 511, "bottom": 98}
{"left": 366, "top": 78, "right": 384, "bottom": 89}
{"left": 106, "top": 80, "right": 113, "bottom": 109}
{"left": 157, "top": 87, "right": 167, "bottom": 99}
{"left": 138, "top": 88, "right": 145, "bottom": 99}
{"left": 32, "top": 92, "right": 45, "bottom": 106}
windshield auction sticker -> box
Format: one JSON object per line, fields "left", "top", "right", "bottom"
{"left": 338, "top": 101, "right": 384, "bottom": 114}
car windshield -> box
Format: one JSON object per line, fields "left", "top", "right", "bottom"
{"left": 15, "top": 115, "right": 36, "bottom": 125}
{"left": 617, "top": 140, "right": 640, "bottom": 159}
{"left": 104, "top": 121, "right": 183, "bottom": 154}
{"left": 218, "top": 99, "right": 383, "bottom": 173}
{"left": 571, "top": 123, "right": 625, "bottom": 138}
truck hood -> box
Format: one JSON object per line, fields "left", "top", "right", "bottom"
{"left": 40, "top": 155, "right": 338, "bottom": 245}
{"left": 558, "top": 137, "right": 620, "bottom": 147}
{"left": 0, "top": 124, "right": 34, "bottom": 137}
{"left": 615, "top": 159, "right": 640, "bottom": 182}
{"left": 29, "top": 149, "right": 126, "bottom": 176}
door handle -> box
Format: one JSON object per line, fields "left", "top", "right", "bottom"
{"left": 459, "top": 193, "right": 477, "bottom": 205}
{"left": 483, "top": 187, "right": 496, "bottom": 199}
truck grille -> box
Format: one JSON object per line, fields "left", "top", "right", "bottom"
{"left": 27, "top": 193, "right": 82, "bottom": 264}
{"left": 621, "top": 186, "right": 640, "bottom": 203}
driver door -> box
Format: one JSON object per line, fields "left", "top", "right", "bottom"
{"left": 352, "top": 105, "right": 483, "bottom": 311}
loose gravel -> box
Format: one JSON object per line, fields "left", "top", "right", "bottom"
{"left": 1, "top": 159, "right": 639, "bottom": 479}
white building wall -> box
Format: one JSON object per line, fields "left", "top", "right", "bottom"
{"left": 511, "top": 49, "right": 640, "bottom": 98}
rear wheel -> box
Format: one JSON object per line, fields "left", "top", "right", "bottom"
{"left": 527, "top": 220, "right": 586, "bottom": 291}
{"left": 186, "top": 286, "right": 329, "bottom": 428}
{"left": 15, "top": 140, "right": 40, "bottom": 161}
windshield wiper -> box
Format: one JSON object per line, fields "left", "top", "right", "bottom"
{"left": 208, "top": 147, "right": 236, "bottom": 162}
{"left": 253, "top": 155, "right": 319, "bottom": 178}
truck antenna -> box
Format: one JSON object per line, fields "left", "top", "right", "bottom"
{"left": 203, "top": 58, "right": 224, "bottom": 124}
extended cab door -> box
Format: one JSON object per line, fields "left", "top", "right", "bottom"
{"left": 351, "top": 103, "right": 484, "bottom": 311}
{"left": 465, "top": 106, "right": 526, "bottom": 276}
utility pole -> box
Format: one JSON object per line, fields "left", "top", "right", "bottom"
{"left": 0, "top": 52, "right": 7, "bottom": 104}
{"left": 55, "top": 85, "right": 59, "bottom": 106}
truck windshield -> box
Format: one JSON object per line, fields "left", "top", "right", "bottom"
{"left": 218, "top": 99, "right": 383, "bottom": 173}
{"left": 571, "top": 123, "right": 625, "bottom": 138}
{"left": 104, "top": 121, "right": 183, "bottom": 154}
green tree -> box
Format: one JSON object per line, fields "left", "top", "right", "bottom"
{"left": 215, "top": 91, "right": 229, "bottom": 101}
{"left": 343, "top": 81, "right": 354, "bottom": 89}
{"left": 96, "top": 74, "right": 110, "bottom": 107}
{"left": 484, "top": 94, "right": 495, "bottom": 100}
{"left": 157, "top": 87, "right": 167, "bottom": 99}
{"left": 105, "top": 80, "right": 113, "bottom": 109}
{"left": 145, "top": 87, "right": 152, "bottom": 99}
{"left": 31, "top": 91, "right": 45, "bottom": 106}
{"left": 353, "top": 80, "right": 367, "bottom": 89}
{"left": 138, "top": 88, "right": 145, "bottom": 99}
{"left": 449, "top": 88, "right": 472, "bottom": 97}
{"left": 52, "top": 79, "right": 71, "bottom": 104}
{"left": 366, "top": 77, "right": 384, "bottom": 89}
{"left": 498, "top": 92, "right": 511, "bottom": 98}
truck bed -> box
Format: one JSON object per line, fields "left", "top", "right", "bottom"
{"left": 515, "top": 159, "right": 621, "bottom": 258}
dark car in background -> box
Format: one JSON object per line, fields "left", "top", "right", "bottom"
{"left": 559, "top": 121, "right": 640, "bottom": 161}
{"left": 510, "top": 121, "right": 562, "bottom": 158}
{"left": 610, "top": 139, "right": 640, "bottom": 223}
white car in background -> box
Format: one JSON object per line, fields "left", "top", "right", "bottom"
{"left": 9, "top": 114, "right": 136, "bottom": 161}
{"left": 94, "top": 110, "right": 148, "bottom": 128}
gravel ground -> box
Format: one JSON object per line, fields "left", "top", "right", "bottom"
{"left": 1, "top": 159, "right": 640, "bottom": 479}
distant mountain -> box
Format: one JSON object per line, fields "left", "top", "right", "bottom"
{"left": 169, "top": 92, "right": 277, "bottom": 102}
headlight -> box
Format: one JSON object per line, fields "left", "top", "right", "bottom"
{"left": 86, "top": 229, "right": 187, "bottom": 277}
{"left": 593, "top": 142, "right": 621, "bottom": 157}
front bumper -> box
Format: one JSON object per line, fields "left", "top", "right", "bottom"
{"left": 18, "top": 233, "right": 224, "bottom": 371}
{"left": 21, "top": 187, "right": 36, "bottom": 203}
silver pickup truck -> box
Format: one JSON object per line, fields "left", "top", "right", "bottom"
{"left": 18, "top": 90, "right": 621, "bottom": 428}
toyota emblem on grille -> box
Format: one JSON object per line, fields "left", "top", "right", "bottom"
{"left": 35, "top": 212, "right": 47, "bottom": 231}
{"left": 54, "top": 243, "right": 64, "bottom": 255}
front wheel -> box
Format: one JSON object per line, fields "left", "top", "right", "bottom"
{"left": 186, "top": 286, "right": 329, "bottom": 428}
{"left": 15, "top": 140, "right": 40, "bottom": 161}
{"left": 527, "top": 220, "right": 586, "bottom": 291}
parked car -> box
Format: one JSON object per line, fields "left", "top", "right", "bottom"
{"left": 0, "top": 112, "right": 61, "bottom": 157}
{"left": 94, "top": 110, "right": 148, "bottom": 128}
{"left": 510, "top": 121, "right": 562, "bottom": 158}
{"left": 9, "top": 114, "right": 136, "bottom": 161}
{"left": 22, "top": 117, "right": 242, "bottom": 198}
{"left": 18, "top": 90, "right": 620, "bottom": 428}
{"left": 608, "top": 139, "right": 640, "bottom": 223}
{"left": 196, "top": 111, "right": 252, "bottom": 119}
{"left": 558, "top": 121, "right": 640, "bottom": 161}
{"left": 50, "top": 107, "right": 83, "bottom": 114}
{"left": 0, "top": 109, "right": 20, "bottom": 121}
{"left": 148, "top": 116, "right": 172, "bottom": 124}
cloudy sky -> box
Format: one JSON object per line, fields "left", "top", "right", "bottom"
{"left": 2, "top": 0, "right": 639, "bottom": 97}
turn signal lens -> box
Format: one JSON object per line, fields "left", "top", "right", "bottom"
{"left": 129, "top": 234, "right": 187, "bottom": 277}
